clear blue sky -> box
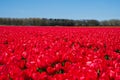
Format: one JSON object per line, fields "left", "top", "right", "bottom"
{"left": 0, "top": 0, "right": 120, "bottom": 20}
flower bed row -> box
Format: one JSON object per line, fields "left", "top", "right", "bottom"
{"left": 0, "top": 26, "right": 120, "bottom": 80}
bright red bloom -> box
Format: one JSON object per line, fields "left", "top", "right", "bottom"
{"left": 0, "top": 26, "right": 120, "bottom": 80}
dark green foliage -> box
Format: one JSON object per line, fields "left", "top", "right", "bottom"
{"left": 0, "top": 18, "right": 120, "bottom": 26}
{"left": 97, "top": 69, "right": 100, "bottom": 77}
{"left": 36, "top": 67, "right": 46, "bottom": 73}
{"left": 51, "top": 62, "right": 57, "bottom": 67}
{"left": 104, "top": 54, "right": 110, "bottom": 60}
{"left": 62, "top": 61, "right": 65, "bottom": 66}
{"left": 56, "top": 69, "right": 64, "bottom": 74}
{"left": 115, "top": 49, "right": 120, "bottom": 54}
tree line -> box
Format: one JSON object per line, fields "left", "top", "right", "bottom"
{"left": 0, "top": 18, "right": 120, "bottom": 26}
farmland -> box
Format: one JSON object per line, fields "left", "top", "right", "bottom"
{"left": 0, "top": 26, "right": 120, "bottom": 80}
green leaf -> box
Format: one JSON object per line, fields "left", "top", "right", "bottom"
{"left": 21, "top": 57, "right": 26, "bottom": 60}
{"left": 51, "top": 63, "right": 56, "bottom": 67}
{"left": 115, "top": 49, "right": 120, "bottom": 54}
{"left": 62, "top": 62, "right": 65, "bottom": 66}
{"left": 51, "top": 61, "right": 59, "bottom": 67}
{"left": 104, "top": 54, "right": 110, "bottom": 60}
{"left": 59, "top": 69, "right": 64, "bottom": 74}
{"left": 97, "top": 69, "right": 100, "bottom": 77}
{"left": 56, "top": 69, "right": 64, "bottom": 74}
{"left": 37, "top": 67, "right": 46, "bottom": 73}
{"left": 87, "top": 45, "right": 92, "bottom": 49}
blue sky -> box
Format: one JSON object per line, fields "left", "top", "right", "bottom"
{"left": 0, "top": 0, "right": 120, "bottom": 20}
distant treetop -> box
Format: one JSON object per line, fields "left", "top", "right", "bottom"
{"left": 0, "top": 18, "right": 120, "bottom": 26}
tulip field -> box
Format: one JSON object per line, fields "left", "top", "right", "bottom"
{"left": 0, "top": 26, "right": 120, "bottom": 80}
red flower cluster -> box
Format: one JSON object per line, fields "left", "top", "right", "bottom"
{"left": 0, "top": 26, "right": 120, "bottom": 80}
